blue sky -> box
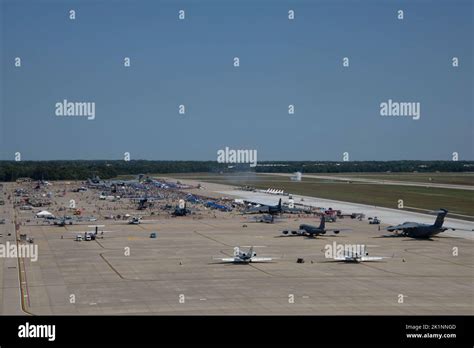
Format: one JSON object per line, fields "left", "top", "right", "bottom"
{"left": 1, "top": 0, "right": 472, "bottom": 161}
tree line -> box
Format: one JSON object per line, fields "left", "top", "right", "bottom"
{"left": 0, "top": 160, "right": 472, "bottom": 182}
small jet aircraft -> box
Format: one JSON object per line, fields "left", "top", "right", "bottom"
{"left": 172, "top": 199, "right": 191, "bottom": 217}
{"left": 53, "top": 216, "right": 75, "bottom": 226}
{"left": 282, "top": 215, "right": 351, "bottom": 238}
{"left": 385, "top": 209, "right": 472, "bottom": 239}
{"left": 329, "top": 250, "right": 390, "bottom": 263}
{"left": 217, "top": 246, "right": 273, "bottom": 264}
{"left": 321, "top": 243, "right": 390, "bottom": 263}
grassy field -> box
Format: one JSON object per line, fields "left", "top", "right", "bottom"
{"left": 309, "top": 172, "right": 474, "bottom": 186}
{"left": 160, "top": 173, "right": 474, "bottom": 219}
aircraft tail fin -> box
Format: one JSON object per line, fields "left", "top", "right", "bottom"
{"left": 319, "top": 215, "right": 326, "bottom": 230}
{"left": 433, "top": 209, "right": 448, "bottom": 228}
{"left": 278, "top": 199, "right": 282, "bottom": 210}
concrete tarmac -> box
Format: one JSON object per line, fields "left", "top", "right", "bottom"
{"left": 1, "top": 181, "right": 473, "bottom": 315}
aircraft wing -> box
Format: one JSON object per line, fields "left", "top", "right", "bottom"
{"left": 282, "top": 207, "right": 304, "bottom": 214}
{"left": 325, "top": 228, "right": 352, "bottom": 232}
{"left": 331, "top": 256, "right": 360, "bottom": 262}
{"left": 443, "top": 226, "right": 474, "bottom": 232}
{"left": 332, "top": 256, "right": 385, "bottom": 262}
{"left": 386, "top": 223, "right": 419, "bottom": 231}
{"left": 244, "top": 206, "right": 269, "bottom": 214}
{"left": 360, "top": 256, "right": 385, "bottom": 262}
{"left": 250, "top": 257, "right": 272, "bottom": 262}
{"left": 220, "top": 258, "right": 239, "bottom": 263}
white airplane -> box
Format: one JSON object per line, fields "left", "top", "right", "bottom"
{"left": 332, "top": 254, "right": 386, "bottom": 263}
{"left": 218, "top": 246, "right": 273, "bottom": 264}
{"left": 329, "top": 248, "right": 391, "bottom": 263}
{"left": 282, "top": 216, "right": 352, "bottom": 238}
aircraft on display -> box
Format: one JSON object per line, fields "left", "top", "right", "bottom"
{"left": 244, "top": 198, "right": 307, "bottom": 218}
{"left": 172, "top": 199, "right": 191, "bottom": 217}
{"left": 329, "top": 251, "right": 389, "bottom": 263}
{"left": 385, "top": 209, "right": 472, "bottom": 239}
{"left": 216, "top": 246, "right": 273, "bottom": 264}
{"left": 71, "top": 225, "right": 115, "bottom": 241}
{"left": 205, "top": 201, "right": 232, "bottom": 212}
{"left": 282, "top": 215, "right": 352, "bottom": 238}
{"left": 53, "top": 216, "right": 75, "bottom": 226}
{"left": 185, "top": 194, "right": 200, "bottom": 204}
{"left": 250, "top": 214, "right": 283, "bottom": 223}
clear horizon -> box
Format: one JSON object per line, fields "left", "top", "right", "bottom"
{"left": 1, "top": 0, "right": 473, "bottom": 161}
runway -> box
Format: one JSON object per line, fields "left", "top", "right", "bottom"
{"left": 269, "top": 173, "right": 474, "bottom": 191}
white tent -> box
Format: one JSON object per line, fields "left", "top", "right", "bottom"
{"left": 36, "top": 210, "right": 54, "bottom": 218}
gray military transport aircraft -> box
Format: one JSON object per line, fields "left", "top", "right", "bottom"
{"left": 282, "top": 215, "right": 352, "bottom": 238}
{"left": 385, "top": 209, "right": 472, "bottom": 239}
{"left": 244, "top": 198, "right": 308, "bottom": 219}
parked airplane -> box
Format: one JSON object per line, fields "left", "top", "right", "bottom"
{"left": 217, "top": 246, "right": 273, "bottom": 263}
{"left": 251, "top": 214, "right": 283, "bottom": 223}
{"left": 53, "top": 216, "right": 75, "bottom": 226}
{"left": 329, "top": 250, "right": 390, "bottom": 263}
{"left": 172, "top": 199, "right": 191, "bottom": 217}
{"left": 385, "top": 209, "right": 472, "bottom": 239}
{"left": 244, "top": 199, "right": 306, "bottom": 217}
{"left": 282, "top": 215, "right": 351, "bottom": 238}
{"left": 205, "top": 201, "right": 232, "bottom": 212}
